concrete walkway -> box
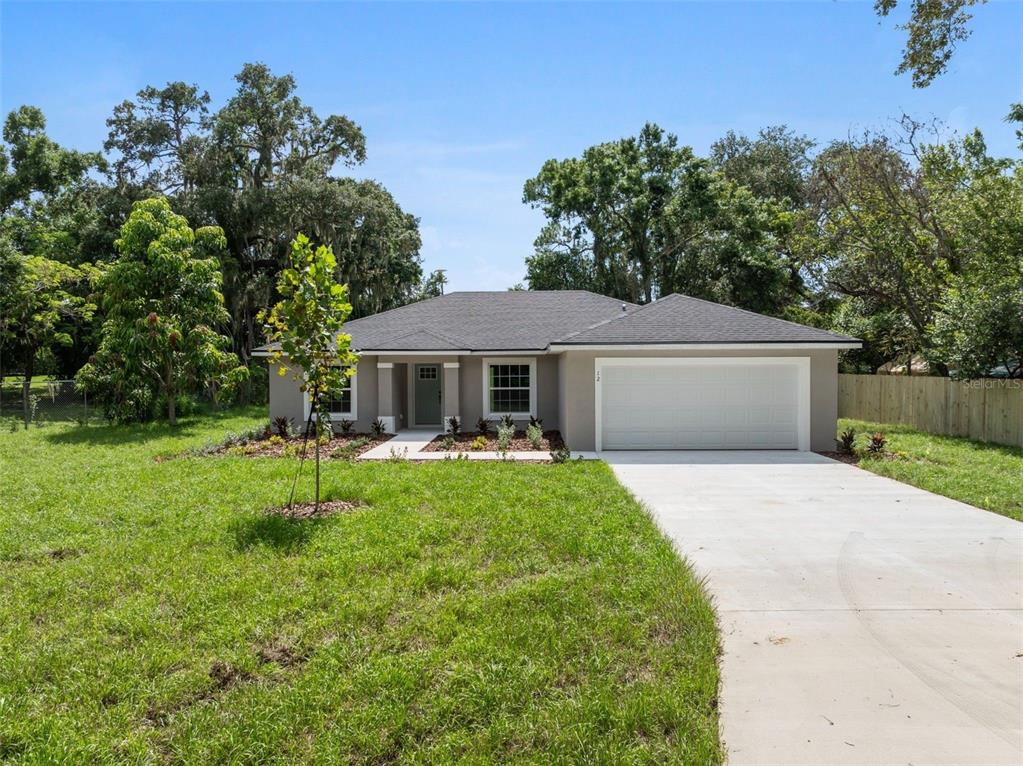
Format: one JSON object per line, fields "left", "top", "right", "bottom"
{"left": 359, "top": 429, "right": 596, "bottom": 461}
{"left": 606, "top": 450, "right": 1023, "bottom": 765}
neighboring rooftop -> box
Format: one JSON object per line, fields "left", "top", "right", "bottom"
{"left": 254, "top": 290, "right": 858, "bottom": 353}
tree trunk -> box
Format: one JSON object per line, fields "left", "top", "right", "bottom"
{"left": 166, "top": 359, "right": 176, "bottom": 425}
{"left": 315, "top": 432, "right": 321, "bottom": 514}
{"left": 22, "top": 350, "right": 34, "bottom": 429}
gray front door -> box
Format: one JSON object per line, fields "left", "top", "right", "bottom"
{"left": 414, "top": 364, "right": 442, "bottom": 425}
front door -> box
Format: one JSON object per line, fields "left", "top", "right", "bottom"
{"left": 414, "top": 364, "right": 442, "bottom": 426}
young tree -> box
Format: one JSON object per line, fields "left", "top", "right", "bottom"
{"left": 260, "top": 234, "right": 358, "bottom": 512}
{"left": 77, "top": 197, "right": 245, "bottom": 423}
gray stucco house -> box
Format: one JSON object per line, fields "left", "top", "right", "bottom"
{"left": 257, "top": 290, "right": 860, "bottom": 452}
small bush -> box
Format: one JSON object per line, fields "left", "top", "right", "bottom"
{"left": 500, "top": 414, "right": 515, "bottom": 429}
{"left": 526, "top": 423, "right": 544, "bottom": 449}
{"left": 470, "top": 435, "right": 487, "bottom": 451}
{"left": 338, "top": 418, "right": 355, "bottom": 435}
{"left": 867, "top": 432, "right": 887, "bottom": 455}
{"left": 267, "top": 434, "right": 284, "bottom": 447}
{"left": 272, "top": 416, "right": 293, "bottom": 438}
{"left": 837, "top": 428, "right": 856, "bottom": 454}
{"left": 447, "top": 415, "right": 461, "bottom": 436}
{"left": 371, "top": 419, "right": 386, "bottom": 437}
{"left": 331, "top": 436, "right": 369, "bottom": 461}
{"left": 387, "top": 446, "right": 408, "bottom": 462}
{"left": 497, "top": 423, "right": 514, "bottom": 451}
{"left": 550, "top": 446, "right": 571, "bottom": 463}
{"left": 528, "top": 415, "right": 543, "bottom": 429}
{"left": 441, "top": 434, "right": 456, "bottom": 451}
{"left": 475, "top": 417, "right": 491, "bottom": 437}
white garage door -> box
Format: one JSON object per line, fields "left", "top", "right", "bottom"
{"left": 598, "top": 359, "right": 807, "bottom": 450}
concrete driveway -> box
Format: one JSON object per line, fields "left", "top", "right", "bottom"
{"left": 606, "top": 451, "right": 1023, "bottom": 765}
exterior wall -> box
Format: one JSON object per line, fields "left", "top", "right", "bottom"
{"left": 458, "top": 354, "right": 560, "bottom": 429}
{"left": 557, "top": 348, "right": 838, "bottom": 451}
{"left": 536, "top": 355, "right": 560, "bottom": 428}
{"left": 268, "top": 360, "right": 306, "bottom": 428}
{"left": 459, "top": 356, "right": 484, "bottom": 427}
{"left": 266, "top": 347, "right": 841, "bottom": 446}
{"left": 267, "top": 356, "right": 378, "bottom": 433}
{"left": 350, "top": 356, "right": 378, "bottom": 432}
{"left": 392, "top": 363, "right": 408, "bottom": 430}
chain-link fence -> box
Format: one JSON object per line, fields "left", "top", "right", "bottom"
{"left": 0, "top": 378, "right": 98, "bottom": 429}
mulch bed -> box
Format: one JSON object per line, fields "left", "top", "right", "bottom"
{"left": 817, "top": 450, "right": 901, "bottom": 465}
{"left": 221, "top": 433, "right": 391, "bottom": 459}
{"left": 816, "top": 450, "right": 861, "bottom": 465}
{"left": 268, "top": 499, "right": 364, "bottom": 519}
{"left": 424, "top": 430, "right": 565, "bottom": 452}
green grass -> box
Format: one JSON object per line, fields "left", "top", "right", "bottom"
{"left": 0, "top": 409, "right": 721, "bottom": 764}
{"left": 839, "top": 418, "right": 1023, "bottom": 521}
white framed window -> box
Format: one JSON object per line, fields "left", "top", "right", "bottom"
{"left": 306, "top": 368, "right": 358, "bottom": 421}
{"left": 482, "top": 357, "right": 536, "bottom": 419}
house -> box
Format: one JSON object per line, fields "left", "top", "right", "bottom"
{"left": 256, "top": 291, "right": 860, "bottom": 451}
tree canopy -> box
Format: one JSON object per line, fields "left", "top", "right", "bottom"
{"left": 76, "top": 197, "right": 246, "bottom": 423}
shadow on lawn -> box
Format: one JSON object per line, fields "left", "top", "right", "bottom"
{"left": 232, "top": 513, "right": 332, "bottom": 553}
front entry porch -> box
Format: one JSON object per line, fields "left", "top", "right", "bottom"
{"left": 376, "top": 358, "right": 460, "bottom": 433}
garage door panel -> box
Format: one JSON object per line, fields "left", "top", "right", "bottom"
{"left": 600, "top": 361, "right": 803, "bottom": 450}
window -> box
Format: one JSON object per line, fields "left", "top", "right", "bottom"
{"left": 307, "top": 369, "right": 357, "bottom": 421}
{"left": 483, "top": 358, "right": 536, "bottom": 417}
{"left": 418, "top": 366, "right": 437, "bottom": 380}
{"left": 324, "top": 383, "right": 352, "bottom": 415}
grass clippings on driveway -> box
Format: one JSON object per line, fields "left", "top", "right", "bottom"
{"left": 838, "top": 418, "right": 1023, "bottom": 521}
{"left": 0, "top": 408, "right": 721, "bottom": 764}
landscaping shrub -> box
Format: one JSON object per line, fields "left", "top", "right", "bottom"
{"left": 500, "top": 414, "right": 515, "bottom": 429}
{"left": 837, "top": 428, "right": 856, "bottom": 454}
{"left": 441, "top": 434, "right": 456, "bottom": 451}
{"left": 447, "top": 415, "right": 461, "bottom": 436}
{"left": 338, "top": 418, "right": 355, "bottom": 435}
{"left": 475, "top": 417, "right": 491, "bottom": 437}
{"left": 497, "top": 423, "right": 514, "bottom": 451}
{"left": 529, "top": 415, "right": 543, "bottom": 429}
{"left": 272, "top": 416, "right": 293, "bottom": 438}
{"left": 550, "top": 446, "right": 572, "bottom": 463}
{"left": 526, "top": 423, "right": 544, "bottom": 449}
{"left": 867, "top": 431, "right": 887, "bottom": 454}
{"left": 371, "top": 419, "right": 386, "bottom": 437}
{"left": 470, "top": 435, "right": 487, "bottom": 451}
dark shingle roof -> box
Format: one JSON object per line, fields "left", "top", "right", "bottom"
{"left": 341, "top": 291, "right": 638, "bottom": 351}
{"left": 552, "top": 293, "right": 858, "bottom": 345}
{"left": 254, "top": 290, "right": 859, "bottom": 353}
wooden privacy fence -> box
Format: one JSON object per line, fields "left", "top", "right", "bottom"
{"left": 838, "top": 374, "right": 1023, "bottom": 448}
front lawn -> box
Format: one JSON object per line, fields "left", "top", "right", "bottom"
{"left": 0, "top": 410, "right": 721, "bottom": 764}
{"left": 838, "top": 418, "right": 1023, "bottom": 521}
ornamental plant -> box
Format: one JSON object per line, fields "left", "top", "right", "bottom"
{"left": 260, "top": 234, "right": 358, "bottom": 512}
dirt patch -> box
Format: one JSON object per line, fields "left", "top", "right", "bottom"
{"left": 257, "top": 641, "right": 307, "bottom": 668}
{"left": 267, "top": 499, "right": 364, "bottom": 519}
{"left": 424, "top": 430, "right": 565, "bottom": 453}
{"left": 209, "top": 660, "right": 253, "bottom": 690}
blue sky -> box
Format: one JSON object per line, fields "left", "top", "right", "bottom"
{"left": 2, "top": 1, "right": 1021, "bottom": 290}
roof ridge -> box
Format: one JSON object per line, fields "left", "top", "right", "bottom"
{"left": 552, "top": 297, "right": 658, "bottom": 343}
{"left": 345, "top": 293, "right": 448, "bottom": 328}
{"left": 662, "top": 293, "right": 856, "bottom": 341}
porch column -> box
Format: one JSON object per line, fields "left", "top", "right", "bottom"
{"left": 443, "top": 362, "right": 460, "bottom": 427}
{"left": 377, "top": 362, "right": 396, "bottom": 433}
